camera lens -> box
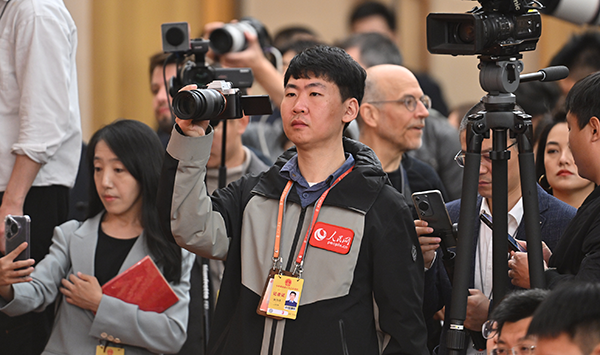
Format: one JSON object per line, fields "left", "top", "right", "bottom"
{"left": 456, "top": 22, "right": 475, "bottom": 44}
{"left": 419, "top": 201, "right": 430, "bottom": 212}
{"left": 209, "top": 21, "right": 257, "bottom": 54}
{"left": 172, "top": 89, "right": 226, "bottom": 120}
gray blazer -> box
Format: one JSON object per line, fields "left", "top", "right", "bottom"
{"left": 0, "top": 213, "right": 194, "bottom": 355}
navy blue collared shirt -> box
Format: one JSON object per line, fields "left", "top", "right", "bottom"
{"left": 280, "top": 153, "right": 355, "bottom": 208}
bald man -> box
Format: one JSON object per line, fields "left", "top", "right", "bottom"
{"left": 359, "top": 64, "right": 447, "bottom": 216}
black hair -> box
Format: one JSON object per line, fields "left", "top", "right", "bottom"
{"left": 349, "top": 1, "right": 396, "bottom": 32}
{"left": 528, "top": 282, "right": 600, "bottom": 354}
{"left": 279, "top": 39, "right": 324, "bottom": 58}
{"left": 273, "top": 26, "right": 318, "bottom": 51}
{"left": 535, "top": 108, "right": 567, "bottom": 193}
{"left": 284, "top": 45, "right": 366, "bottom": 104}
{"left": 565, "top": 71, "right": 600, "bottom": 129}
{"left": 489, "top": 289, "right": 548, "bottom": 335}
{"left": 514, "top": 81, "right": 561, "bottom": 117}
{"left": 86, "top": 119, "right": 182, "bottom": 283}
{"left": 550, "top": 31, "right": 600, "bottom": 82}
{"left": 338, "top": 32, "right": 403, "bottom": 68}
{"left": 289, "top": 291, "right": 296, "bottom": 296}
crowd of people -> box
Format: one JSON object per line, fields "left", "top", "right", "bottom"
{"left": 1, "top": 0, "right": 600, "bottom": 354}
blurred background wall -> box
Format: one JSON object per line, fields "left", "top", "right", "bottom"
{"left": 63, "top": 0, "right": 584, "bottom": 141}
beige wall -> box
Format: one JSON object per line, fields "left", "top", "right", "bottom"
{"left": 64, "top": 0, "right": 587, "bottom": 140}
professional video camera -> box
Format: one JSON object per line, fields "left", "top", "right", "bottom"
{"left": 427, "top": 0, "right": 542, "bottom": 56}
{"left": 160, "top": 22, "right": 272, "bottom": 121}
{"left": 161, "top": 22, "right": 254, "bottom": 95}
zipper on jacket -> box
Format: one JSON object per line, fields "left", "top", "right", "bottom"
{"left": 285, "top": 207, "right": 307, "bottom": 270}
{"left": 339, "top": 319, "right": 350, "bottom": 355}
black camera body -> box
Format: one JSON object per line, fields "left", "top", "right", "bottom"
{"left": 427, "top": 0, "right": 541, "bottom": 56}
{"left": 172, "top": 80, "right": 272, "bottom": 121}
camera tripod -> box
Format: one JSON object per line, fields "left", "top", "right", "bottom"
{"left": 445, "top": 55, "right": 568, "bottom": 354}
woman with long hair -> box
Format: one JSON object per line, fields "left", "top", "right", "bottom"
{"left": 536, "top": 110, "right": 595, "bottom": 208}
{"left": 0, "top": 120, "right": 193, "bottom": 354}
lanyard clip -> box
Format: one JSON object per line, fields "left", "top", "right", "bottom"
{"left": 272, "top": 257, "right": 283, "bottom": 271}
{"left": 292, "top": 262, "right": 303, "bottom": 279}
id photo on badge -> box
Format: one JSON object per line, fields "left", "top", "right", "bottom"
{"left": 285, "top": 291, "right": 298, "bottom": 309}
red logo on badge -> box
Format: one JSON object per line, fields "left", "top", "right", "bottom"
{"left": 309, "top": 222, "right": 354, "bottom": 254}
{"left": 285, "top": 278, "right": 292, "bottom": 287}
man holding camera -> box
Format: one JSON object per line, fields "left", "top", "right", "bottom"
{"left": 158, "top": 45, "right": 428, "bottom": 354}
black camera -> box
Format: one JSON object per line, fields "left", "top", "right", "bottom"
{"left": 427, "top": 0, "right": 542, "bottom": 56}
{"left": 172, "top": 80, "right": 272, "bottom": 121}
{"left": 161, "top": 22, "right": 254, "bottom": 94}
{"left": 209, "top": 17, "right": 271, "bottom": 55}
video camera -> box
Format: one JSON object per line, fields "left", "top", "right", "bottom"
{"left": 160, "top": 22, "right": 272, "bottom": 121}
{"left": 427, "top": 0, "right": 542, "bottom": 56}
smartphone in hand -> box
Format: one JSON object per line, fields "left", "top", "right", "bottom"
{"left": 412, "top": 190, "right": 456, "bottom": 248}
{"left": 479, "top": 212, "right": 526, "bottom": 252}
{"left": 5, "top": 215, "right": 31, "bottom": 261}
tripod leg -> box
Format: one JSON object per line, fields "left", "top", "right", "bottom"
{"left": 446, "top": 122, "right": 484, "bottom": 355}
{"left": 517, "top": 127, "right": 545, "bottom": 289}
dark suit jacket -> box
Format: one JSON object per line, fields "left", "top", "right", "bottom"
{"left": 427, "top": 184, "right": 576, "bottom": 354}
{"left": 546, "top": 185, "right": 600, "bottom": 288}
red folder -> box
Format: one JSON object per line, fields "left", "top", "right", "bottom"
{"left": 102, "top": 256, "right": 179, "bottom": 313}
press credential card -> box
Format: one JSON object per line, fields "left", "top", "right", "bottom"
{"left": 266, "top": 274, "right": 304, "bottom": 320}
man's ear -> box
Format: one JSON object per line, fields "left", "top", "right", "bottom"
{"left": 590, "top": 342, "right": 600, "bottom": 355}
{"left": 359, "top": 103, "right": 379, "bottom": 128}
{"left": 342, "top": 98, "right": 359, "bottom": 124}
{"left": 238, "top": 115, "right": 250, "bottom": 135}
{"left": 589, "top": 116, "right": 600, "bottom": 142}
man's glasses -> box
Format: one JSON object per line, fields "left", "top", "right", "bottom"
{"left": 490, "top": 344, "right": 536, "bottom": 355}
{"left": 482, "top": 320, "right": 498, "bottom": 339}
{"left": 454, "top": 150, "right": 493, "bottom": 168}
{"left": 367, "top": 94, "right": 432, "bottom": 112}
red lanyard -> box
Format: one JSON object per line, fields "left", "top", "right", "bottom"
{"left": 272, "top": 165, "right": 354, "bottom": 276}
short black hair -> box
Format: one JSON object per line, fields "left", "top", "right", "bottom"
{"left": 528, "top": 282, "right": 600, "bottom": 355}
{"left": 338, "top": 32, "right": 403, "bottom": 68}
{"left": 550, "top": 31, "right": 600, "bottom": 82}
{"left": 289, "top": 291, "right": 296, "bottom": 296}
{"left": 273, "top": 26, "right": 318, "bottom": 51}
{"left": 284, "top": 45, "right": 366, "bottom": 104}
{"left": 349, "top": 1, "right": 396, "bottom": 32}
{"left": 565, "top": 71, "right": 600, "bottom": 129}
{"left": 489, "top": 289, "right": 548, "bottom": 335}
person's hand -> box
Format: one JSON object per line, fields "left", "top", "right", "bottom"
{"left": 0, "top": 242, "right": 34, "bottom": 301}
{"left": 416, "top": 220, "right": 440, "bottom": 268}
{"left": 508, "top": 251, "right": 537, "bottom": 289}
{"left": 218, "top": 31, "right": 266, "bottom": 70}
{"left": 465, "top": 289, "right": 490, "bottom": 331}
{"left": 174, "top": 85, "right": 210, "bottom": 137}
{"left": 60, "top": 272, "right": 103, "bottom": 313}
{"left": 0, "top": 242, "right": 34, "bottom": 286}
{"left": 514, "top": 239, "right": 552, "bottom": 264}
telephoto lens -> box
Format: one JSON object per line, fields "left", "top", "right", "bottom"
{"left": 172, "top": 89, "right": 225, "bottom": 120}
{"left": 209, "top": 17, "right": 269, "bottom": 55}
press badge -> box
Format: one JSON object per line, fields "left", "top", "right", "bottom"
{"left": 266, "top": 274, "right": 304, "bottom": 320}
{"left": 96, "top": 345, "right": 125, "bottom": 355}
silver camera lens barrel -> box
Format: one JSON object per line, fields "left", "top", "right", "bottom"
{"left": 209, "top": 21, "right": 257, "bottom": 54}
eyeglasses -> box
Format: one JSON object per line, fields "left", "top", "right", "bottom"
{"left": 454, "top": 150, "right": 493, "bottom": 168}
{"left": 367, "top": 95, "right": 432, "bottom": 112}
{"left": 490, "top": 345, "right": 536, "bottom": 355}
{"left": 482, "top": 320, "right": 498, "bottom": 340}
